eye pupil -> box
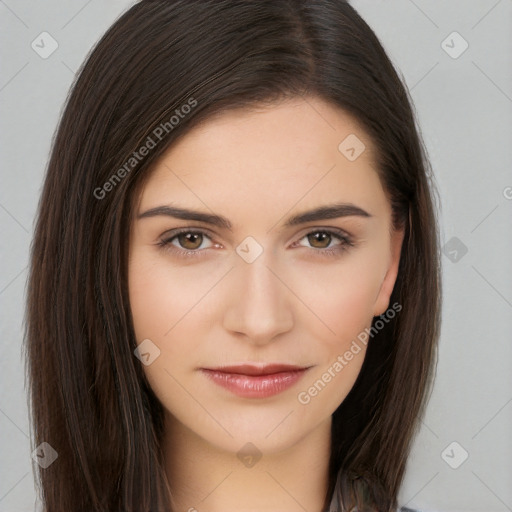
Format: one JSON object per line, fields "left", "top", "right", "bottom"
{"left": 179, "top": 232, "right": 202, "bottom": 250}
{"left": 308, "top": 231, "right": 331, "bottom": 248}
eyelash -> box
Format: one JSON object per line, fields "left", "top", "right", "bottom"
{"left": 156, "top": 227, "right": 355, "bottom": 259}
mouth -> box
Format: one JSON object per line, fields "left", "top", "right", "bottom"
{"left": 203, "top": 363, "right": 311, "bottom": 376}
{"left": 199, "top": 363, "right": 313, "bottom": 398}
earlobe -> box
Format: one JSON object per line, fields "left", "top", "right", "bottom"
{"left": 372, "top": 227, "right": 405, "bottom": 317}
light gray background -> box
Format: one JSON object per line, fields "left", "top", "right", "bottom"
{"left": 1, "top": 1, "right": 511, "bottom": 511}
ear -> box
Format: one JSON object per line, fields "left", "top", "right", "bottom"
{"left": 372, "top": 227, "right": 405, "bottom": 317}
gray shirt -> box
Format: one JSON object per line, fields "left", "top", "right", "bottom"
{"left": 327, "top": 470, "right": 419, "bottom": 512}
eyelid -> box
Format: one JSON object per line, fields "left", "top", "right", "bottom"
{"left": 158, "top": 225, "right": 353, "bottom": 242}
{"left": 157, "top": 227, "right": 218, "bottom": 256}
{"left": 291, "top": 227, "right": 354, "bottom": 253}
{"left": 159, "top": 226, "right": 218, "bottom": 246}
{"left": 294, "top": 225, "right": 353, "bottom": 241}
{"left": 157, "top": 225, "right": 355, "bottom": 257}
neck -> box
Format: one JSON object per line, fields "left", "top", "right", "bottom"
{"left": 162, "top": 412, "right": 332, "bottom": 512}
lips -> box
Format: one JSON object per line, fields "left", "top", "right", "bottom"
{"left": 203, "top": 363, "right": 310, "bottom": 376}
{"left": 200, "top": 363, "right": 312, "bottom": 398}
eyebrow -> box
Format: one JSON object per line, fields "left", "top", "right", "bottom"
{"left": 137, "top": 202, "right": 371, "bottom": 230}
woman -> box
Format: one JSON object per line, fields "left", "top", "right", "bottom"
{"left": 25, "top": 1, "right": 442, "bottom": 511}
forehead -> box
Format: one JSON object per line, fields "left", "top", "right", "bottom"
{"left": 137, "top": 96, "right": 389, "bottom": 222}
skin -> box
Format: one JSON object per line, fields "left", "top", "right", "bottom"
{"left": 128, "top": 95, "right": 404, "bottom": 512}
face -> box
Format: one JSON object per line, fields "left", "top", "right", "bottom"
{"left": 128, "top": 95, "right": 404, "bottom": 456}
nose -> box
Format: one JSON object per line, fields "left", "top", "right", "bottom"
{"left": 222, "top": 253, "right": 294, "bottom": 345}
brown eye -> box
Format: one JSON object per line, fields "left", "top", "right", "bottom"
{"left": 307, "top": 231, "right": 333, "bottom": 249}
{"left": 176, "top": 232, "right": 204, "bottom": 250}
{"left": 294, "top": 228, "right": 354, "bottom": 258}
{"left": 157, "top": 229, "right": 216, "bottom": 258}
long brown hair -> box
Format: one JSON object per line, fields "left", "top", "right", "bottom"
{"left": 24, "top": 1, "right": 442, "bottom": 510}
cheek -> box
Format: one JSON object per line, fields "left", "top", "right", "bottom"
{"left": 128, "top": 251, "right": 211, "bottom": 409}
{"left": 128, "top": 249, "right": 213, "bottom": 343}
{"left": 128, "top": 249, "right": 229, "bottom": 407}
{"left": 292, "top": 258, "right": 383, "bottom": 349}
{"left": 290, "top": 265, "right": 379, "bottom": 412}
